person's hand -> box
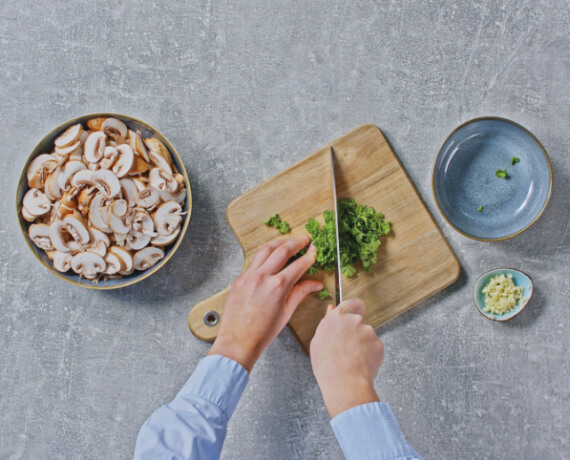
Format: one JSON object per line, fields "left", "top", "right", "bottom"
{"left": 208, "top": 235, "right": 322, "bottom": 372}
{"left": 310, "top": 299, "right": 384, "bottom": 418}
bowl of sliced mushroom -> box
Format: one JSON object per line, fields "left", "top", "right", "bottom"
{"left": 17, "top": 114, "right": 191, "bottom": 289}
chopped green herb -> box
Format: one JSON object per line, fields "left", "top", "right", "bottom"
{"left": 477, "top": 205, "right": 483, "bottom": 213}
{"left": 511, "top": 156, "right": 520, "bottom": 165}
{"left": 317, "top": 286, "right": 332, "bottom": 300}
{"left": 277, "top": 221, "right": 290, "bottom": 234}
{"left": 264, "top": 214, "right": 291, "bottom": 234}
{"left": 265, "top": 199, "right": 390, "bottom": 299}
{"left": 495, "top": 169, "right": 508, "bottom": 179}
{"left": 305, "top": 199, "right": 391, "bottom": 277}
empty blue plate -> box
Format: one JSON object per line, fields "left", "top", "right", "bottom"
{"left": 433, "top": 117, "right": 552, "bottom": 241}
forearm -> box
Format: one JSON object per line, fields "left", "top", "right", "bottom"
{"left": 133, "top": 355, "right": 248, "bottom": 460}
{"left": 331, "top": 402, "right": 423, "bottom": 460}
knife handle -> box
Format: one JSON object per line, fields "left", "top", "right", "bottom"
{"left": 187, "top": 286, "right": 230, "bottom": 342}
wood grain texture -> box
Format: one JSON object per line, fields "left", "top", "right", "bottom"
{"left": 188, "top": 125, "right": 460, "bottom": 352}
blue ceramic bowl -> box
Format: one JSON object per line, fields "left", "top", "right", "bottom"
{"left": 473, "top": 268, "right": 533, "bottom": 321}
{"left": 16, "top": 113, "right": 192, "bottom": 290}
{"left": 433, "top": 117, "right": 552, "bottom": 241}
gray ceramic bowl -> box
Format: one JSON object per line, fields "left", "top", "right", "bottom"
{"left": 433, "top": 117, "right": 552, "bottom": 241}
{"left": 16, "top": 113, "right": 192, "bottom": 289}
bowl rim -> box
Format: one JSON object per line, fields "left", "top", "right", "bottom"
{"left": 432, "top": 116, "right": 553, "bottom": 242}
{"left": 472, "top": 267, "right": 534, "bottom": 322}
{"left": 16, "top": 112, "right": 192, "bottom": 290}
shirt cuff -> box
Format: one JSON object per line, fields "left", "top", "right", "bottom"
{"left": 169, "top": 354, "right": 249, "bottom": 420}
{"left": 330, "top": 402, "right": 422, "bottom": 460}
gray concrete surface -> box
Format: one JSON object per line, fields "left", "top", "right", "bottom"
{"left": 1, "top": 1, "right": 568, "bottom": 459}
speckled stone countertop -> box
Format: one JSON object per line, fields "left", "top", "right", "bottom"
{"left": 1, "top": 1, "right": 568, "bottom": 459}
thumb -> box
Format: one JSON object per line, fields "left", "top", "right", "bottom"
{"left": 338, "top": 298, "right": 366, "bottom": 315}
{"left": 285, "top": 280, "right": 323, "bottom": 316}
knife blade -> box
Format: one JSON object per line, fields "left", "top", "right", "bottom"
{"left": 329, "top": 147, "right": 343, "bottom": 306}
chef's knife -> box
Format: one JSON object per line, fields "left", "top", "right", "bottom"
{"left": 330, "top": 147, "right": 343, "bottom": 306}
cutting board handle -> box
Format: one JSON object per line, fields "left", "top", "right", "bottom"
{"left": 188, "top": 286, "right": 230, "bottom": 342}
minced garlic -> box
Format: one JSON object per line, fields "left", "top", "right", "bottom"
{"left": 482, "top": 274, "right": 525, "bottom": 315}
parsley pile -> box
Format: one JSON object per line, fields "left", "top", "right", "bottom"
{"left": 304, "top": 198, "right": 391, "bottom": 277}
{"left": 265, "top": 199, "right": 391, "bottom": 300}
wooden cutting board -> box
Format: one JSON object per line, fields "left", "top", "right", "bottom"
{"left": 188, "top": 125, "right": 460, "bottom": 353}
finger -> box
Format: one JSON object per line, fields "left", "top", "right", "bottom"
{"left": 249, "top": 237, "right": 287, "bottom": 270}
{"left": 284, "top": 279, "right": 323, "bottom": 317}
{"left": 261, "top": 235, "right": 310, "bottom": 274}
{"left": 278, "top": 242, "right": 317, "bottom": 283}
{"left": 338, "top": 298, "right": 365, "bottom": 315}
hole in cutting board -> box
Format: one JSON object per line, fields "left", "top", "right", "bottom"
{"left": 204, "top": 311, "right": 220, "bottom": 327}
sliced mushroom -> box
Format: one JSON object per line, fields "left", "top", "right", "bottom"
{"left": 89, "top": 193, "right": 112, "bottom": 233}
{"left": 153, "top": 201, "right": 183, "bottom": 236}
{"left": 49, "top": 220, "right": 71, "bottom": 253}
{"left": 151, "top": 227, "right": 181, "bottom": 247}
{"left": 120, "top": 178, "right": 138, "bottom": 207}
{"left": 104, "top": 252, "right": 122, "bottom": 275}
{"left": 99, "top": 146, "right": 118, "bottom": 170}
{"left": 108, "top": 211, "right": 132, "bottom": 235}
{"left": 23, "top": 189, "right": 52, "bottom": 217}
{"left": 55, "top": 124, "right": 83, "bottom": 149}
{"left": 128, "top": 154, "right": 149, "bottom": 175}
{"left": 44, "top": 166, "right": 63, "bottom": 201}
{"left": 88, "top": 228, "right": 110, "bottom": 257}
{"left": 84, "top": 131, "right": 106, "bottom": 163}
{"left": 58, "top": 160, "right": 87, "bottom": 192}
{"left": 21, "top": 206, "right": 36, "bottom": 222}
{"left": 133, "top": 209, "right": 156, "bottom": 236}
{"left": 86, "top": 117, "right": 106, "bottom": 131}
{"left": 27, "top": 154, "right": 58, "bottom": 189}
{"left": 158, "top": 188, "right": 187, "bottom": 205}
{"left": 149, "top": 167, "right": 178, "bottom": 193}
{"left": 148, "top": 150, "right": 173, "bottom": 175}
{"left": 77, "top": 186, "right": 96, "bottom": 216}
{"left": 63, "top": 213, "right": 90, "bottom": 245}
{"left": 107, "top": 201, "right": 133, "bottom": 235}
{"left": 145, "top": 137, "right": 173, "bottom": 167}
{"left": 135, "top": 187, "right": 160, "bottom": 209}
{"left": 28, "top": 223, "right": 54, "bottom": 251}
{"left": 87, "top": 241, "right": 107, "bottom": 258}
{"left": 114, "top": 232, "right": 127, "bottom": 247}
{"left": 102, "top": 118, "right": 128, "bottom": 142}
{"left": 108, "top": 246, "right": 134, "bottom": 275}
{"left": 71, "top": 252, "right": 106, "bottom": 279}
{"left": 57, "top": 187, "right": 79, "bottom": 219}
{"left": 89, "top": 227, "right": 110, "bottom": 247}
{"left": 112, "top": 144, "right": 134, "bottom": 178}
{"left": 48, "top": 251, "right": 73, "bottom": 273}
{"left": 126, "top": 230, "right": 151, "bottom": 251}
{"left": 55, "top": 140, "right": 82, "bottom": 159}
{"left": 133, "top": 247, "right": 164, "bottom": 271}
{"left": 132, "top": 177, "right": 146, "bottom": 192}
{"left": 71, "top": 169, "right": 94, "bottom": 188}
{"left": 110, "top": 199, "right": 129, "bottom": 217}
{"left": 132, "top": 130, "right": 150, "bottom": 162}
{"left": 92, "top": 169, "right": 121, "bottom": 198}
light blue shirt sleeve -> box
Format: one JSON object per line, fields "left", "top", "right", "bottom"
{"left": 331, "top": 402, "right": 423, "bottom": 460}
{"left": 133, "top": 354, "right": 249, "bottom": 460}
